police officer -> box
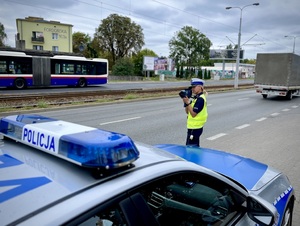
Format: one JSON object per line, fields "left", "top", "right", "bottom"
{"left": 182, "top": 78, "right": 208, "bottom": 147}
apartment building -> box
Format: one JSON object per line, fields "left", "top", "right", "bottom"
{"left": 16, "top": 16, "right": 73, "bottom": 52}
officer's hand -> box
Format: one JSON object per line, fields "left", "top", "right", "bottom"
{"left": 182, "top": 97, "right": 189, "bottom": 105}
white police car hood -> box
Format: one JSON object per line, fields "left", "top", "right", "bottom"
{"left": 154, "top": 144, "right": 280, "bottom": 191}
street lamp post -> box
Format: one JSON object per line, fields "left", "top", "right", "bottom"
{"left": 284, "top": 35, "right": 299, "bottom": 53}
{"left": 226, "top": 3, "right": 259, "bottom": 89}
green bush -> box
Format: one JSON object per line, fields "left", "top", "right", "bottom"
{"left": 112, "top": 57, "right": 134, "bottom": 76}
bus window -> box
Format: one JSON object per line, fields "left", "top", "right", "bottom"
{"left": 88, "top": 64, "right": 96, "bottom": 75}
{"left": 62, "top": 63, "right": 74, "bottom": 74}
{"left": 82, "top": 65, "right": 87, "bottom": 74}
{"left": 76, "top": 65, "right": 81, "bottom": 74}
{"left": 76, "top": 64, "right": 88, "bottom": 75}
{"left": 4, "top": 58, "right": 32, "bottom": 74}
{"left": 0, "top": 61, "right": 7, "bottom": 74}
{"left": 96, "top": 62, "right": 108, "bottom": 75}
{"left": 55, "top": 63, "right": 60, "bottom": 74}
{"left": 9, "top": 61, "right": 15, "bottom": 74}
{"left": 23, "top": 61, "right": 32, "bottom": 74}
{"left": 16, "top": 65, "right": 22, "bottom": 74}
{"left": 22, "top": 63, "right": 32, "bottom": 74}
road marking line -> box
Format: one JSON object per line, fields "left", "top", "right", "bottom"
{"left": 100, "top": 117, "right": 141, "bottom": 125}
{"left": 270, "top": 112, "right": 280, "bottom": 116}
{"left": 291, "top": 105, "right": 298, "bottom": 108}
{"left": 238, "top": 98, "right": 249, "bottom": 101}
{"left": 207, "top": 133, "right": 227, "bottom": 140}
{"left": 256, "top": 117, "right": 267, "bottom": 122}
{"left": 282, "top": 108, "right": 290, "bottom": 112}
{"left": 235, "top": 124, "right": 250, "bottom": 129}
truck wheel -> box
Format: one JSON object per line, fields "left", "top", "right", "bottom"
{"left": 14, "top": 78, "right": 26, "bottom": 89}
{"left": 262, "top": 94, "right": 267, "bottom": 99}
{"left": 286, "top": 91, "right": 292, "bottom": 100}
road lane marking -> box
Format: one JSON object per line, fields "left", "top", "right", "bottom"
{"left": 235, "top": 124, "right": 250, "bottom": 129}
{"left": 270, "top": 112, "right": 280, "bottom": 116}
{"left": 238, "top": 98, "right": 249, "bottom": 101}
{"left": 206, "top": 104, "right": 298, "bottom": 143}
{"left": 207, "top": 133, "right": 227, "bottom": 140}
{"left": 256, "top": 117, "right": 267, "bottom": 122}
{"left": 99, "top": 117, "right": 141, "bottom": 125}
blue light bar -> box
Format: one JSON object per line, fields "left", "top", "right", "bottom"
{"left": 0, "top": 114, "right": 139, "bottom": 168}
{"left": 59, "top": 130, "right": 139, "bottom": 168}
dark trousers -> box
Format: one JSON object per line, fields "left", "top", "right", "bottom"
{"left": 186, "top": 128, "right": 203, "bottom": 147}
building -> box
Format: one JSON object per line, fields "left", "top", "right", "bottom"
{"left": 16, "top": 16, "right": 73, "bottom": 53}
{"left": 202, "top": 62, "right": 255, "bottom": 80}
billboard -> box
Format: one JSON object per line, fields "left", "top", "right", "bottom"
{"left": 209, "top": 49, "right": 244, "bottom": 60}
{"left": 154, "top": 58, "right": 167, "bottom": 70}
{"left": 143, "top": 56, "right": 175, "bottom": 71}
{"left": 143, "top": 56, "right": 155, "bottom": 71}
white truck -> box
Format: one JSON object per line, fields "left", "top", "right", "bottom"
{"left": 254, "top": 53, "right": 300, "bottom": 100}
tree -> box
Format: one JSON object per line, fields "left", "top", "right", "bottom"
{"left": 207, "top": 70, "right": 211, "bottom": 79}
{"left": 72, "top": 32, "right": 91, "bottom": 56}
{"left": 226, "top": 43, "right": 238, "bottom": 50}
{"left": 180, "top": 65, "right": 184, "bottom": 78}
{"left": 197, "top": 69, "right": 203, "bottom": 79}
{"left": 242, "top": 58, "right": 256, "bottom": 64}
{"left": 94, "top": 14, "right": 145, "bottom": 65}
{"left": 204, "top": 69, "right": 208, "bottom": 79}
{"left": 0, "top": 22, "right": 7, "bottom": 47}
{"left": 169, "top": 26, "right": 212, "bottom": 67}
{"left": 132, "top": 48, "right": 157, "bottom": 76}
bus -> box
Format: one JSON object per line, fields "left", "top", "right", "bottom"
{"left": 0, "top": 50, "right": 108, "bottom": 89}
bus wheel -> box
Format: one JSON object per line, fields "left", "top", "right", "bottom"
{"left": 77, "top": 78, "right": 86, "bottom": 88}
{"left": 14, "top": 78, "right": 26, "bottom": 89}
{"left": 262, "top": 94, "right": 267, "bottom": 99}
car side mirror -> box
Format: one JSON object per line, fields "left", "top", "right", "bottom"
{"left": 247, "top": 195, "right": 278, "bottom": 226}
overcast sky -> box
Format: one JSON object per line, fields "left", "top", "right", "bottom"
{"left": 1, "top": 0, "right": 300, "bottom": 59}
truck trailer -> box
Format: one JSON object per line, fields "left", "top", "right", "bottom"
{"left": 254, "top": 53, "right": 300, "bottom": 100}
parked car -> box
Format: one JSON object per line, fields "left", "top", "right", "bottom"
{"left": 0, "top": 114, "right": 294, "bottom": 226}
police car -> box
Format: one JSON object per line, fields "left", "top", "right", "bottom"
{"left": 0, "top": 114, "right": 294, "bottom": 226}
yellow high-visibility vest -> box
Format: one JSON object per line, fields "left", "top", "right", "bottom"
{"left": 187, "top": 94, "right": 208, "bottom": 129}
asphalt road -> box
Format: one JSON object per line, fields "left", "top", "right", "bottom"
{"left": 4, "top": 87, "right": 300, "bottom": 224}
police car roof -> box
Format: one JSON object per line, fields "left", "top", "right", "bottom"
{"left": 0, "top": 136, "right": 184, "bottom": 225}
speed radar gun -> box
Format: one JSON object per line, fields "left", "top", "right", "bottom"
{"left": 179, "top": 86, "right": 192, "bottom": 98}
{"left": 179, "top": 78, "right": 204, "bottom": 98}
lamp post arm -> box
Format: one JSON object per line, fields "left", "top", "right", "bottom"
{"left": 226, "top": 3, "right": 259, "bottom": 89}
{"left": 284, "top": 35, "right": 299, "bottom": 54}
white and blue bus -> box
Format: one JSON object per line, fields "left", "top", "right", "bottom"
{"left": 0, "top": 51, "right": 108, "bottom": 89}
